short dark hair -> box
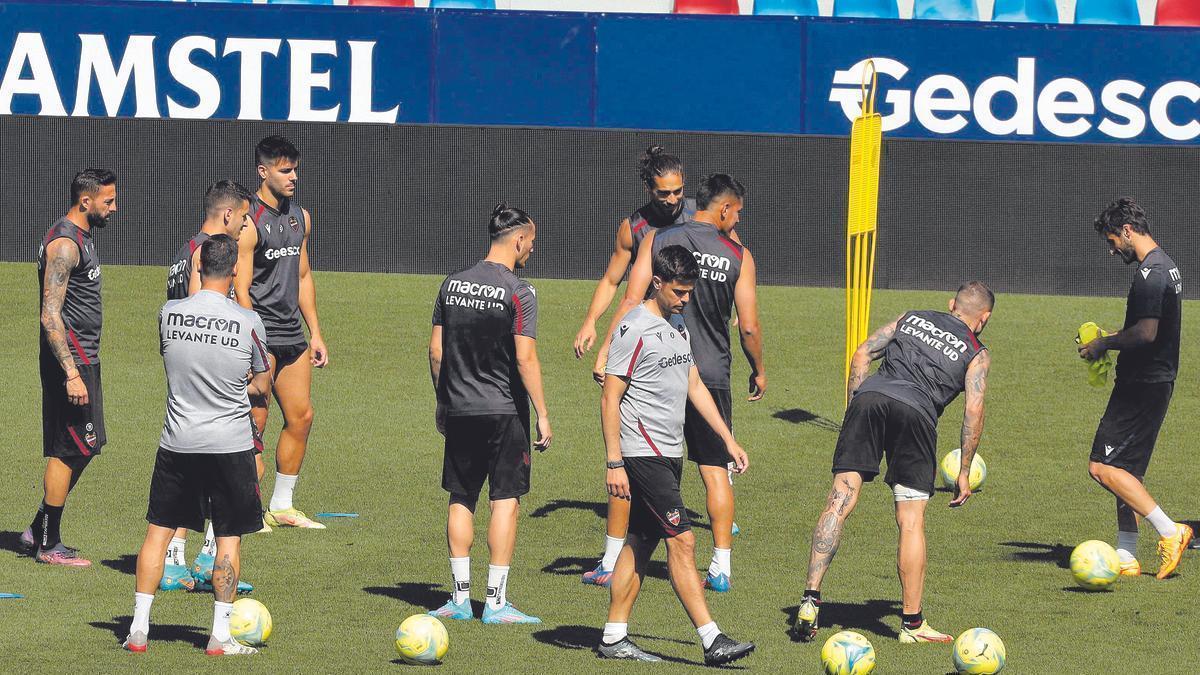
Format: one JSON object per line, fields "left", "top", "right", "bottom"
{"left": 955, "top": 280, "right": 995, "bottom": 313}
{"left": 199, "top": 234, "right": 238, "bottom": 279}
{"left": 255, "top": 136, "right": 300, "bottom": 168}
{"left": 695, "top": 173, "right": 746, "bottom": 210}
{"left": 638, "top": 145, "right": 684, "bottom": 188}
{"left": 70, "top": 168, "right": 116, "bottom": 204}
{"left": 203, "top": 180, "right": 253, "bottom": 218}
{"left": 653, "top": 245, "right": 700, "bottom": 284}
{"left": 1094, "top": 197, "right": 1150, "bottom": 237}
{"left": 489, "top": 202, "right": 534, "bottom": 240}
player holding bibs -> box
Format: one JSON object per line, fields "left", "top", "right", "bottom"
{"left": 595, "top": 245, "right": 753, "bottom": 666}
{"left": 1077, "top": 198, "right": 1193, "bottom": 578}
{"left": 793, "top": 282, "right": 994, "bottom": 645}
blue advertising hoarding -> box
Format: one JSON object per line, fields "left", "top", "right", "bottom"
{"left": 1, "top": 0, "right": 1199, "bottom": 145}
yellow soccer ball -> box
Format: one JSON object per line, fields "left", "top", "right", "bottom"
{"left": 820, "top": 630, "right": 875, "bottom": 675}
{"left": 953, "top": 627, "right": 1006, "bottom": 673}
{"left": 230, "top": 598, "right": 272, "bottom": 647}
{"left": 395, "top": 614, "right": 449, "bottom": 665}
{"left": 1070, "top": 540, "right": 1120, "bottom": 590}
{"left": 940, "top": 448, "right": 987, "bottom": 491}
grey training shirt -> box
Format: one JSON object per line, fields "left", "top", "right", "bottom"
{"left": 159, "top": 290, "right": 270, "bottom": 453}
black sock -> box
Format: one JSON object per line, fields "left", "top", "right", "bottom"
{"left": 802, "top": 589, "right": 821, "bottom": 602}
{"left": 41, "top": 504, "right": 64, "bottom": 550}
{"left": 902, "top": 611, "right": 923, "bottom": 628}
{"left": 29, "top": 504, "right": 46, "bottom": 544}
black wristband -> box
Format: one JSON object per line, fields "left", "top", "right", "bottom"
{"left": 606, "top": 460, "right": 625, "bottom": 469}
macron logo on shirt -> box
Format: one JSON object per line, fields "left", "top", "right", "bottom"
{"left": 1141, "top": 268, "right": 1152, "bottom": 279}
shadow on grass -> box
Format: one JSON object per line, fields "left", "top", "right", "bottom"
{"left": 363, "top": 582, "right": 459, "bottom": 613}
{"left": 90, "top": 614, "right": 208, "bottom": 648}
{"left": 528, "top": 500, "right": 708, "bottom": 531}
{"left": 1061, "top": 586, "right": 1114, "bottom": 593}
{"left": 772, "top": 409, "right": 841, "bottom": 433}
{"left": 542, "top": 556, "right": 667, "bottom": 581}
{"left": 0, "top": 531, "right": 30, "bottom": 556}
{"left": 100, "top": 554, "right": 138, "bottom": 576}
{"left": 530, "top": 625, "right": 718, "bottom": 667}
{"left": 998, "top": 541, "right": 1071, "bottom": 569}
{"left": 782, "top": 599, "right": 900, "bottom": 640}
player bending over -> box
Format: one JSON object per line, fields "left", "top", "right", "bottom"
{"left": 793, "top": 282, "right": 994, "bottom": 645}
{"left": 427, "top": 203, "right": 552, "bottom": 625}
{"left": 124, "top": 235, "right": 270, "bottom": 656}
{"left": 1077, "top": 198, "right": 1192, "bottom": 578}
{"left": 596, "top": 245, "right": 754, "bottom": 666}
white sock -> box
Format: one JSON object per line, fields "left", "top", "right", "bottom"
{"left": 709, "top": 547, "right": 731, "bottom": 577}
{"left": 166, "top": 537, "right": 186, "bottom": 567}
{"left": 1146, "top": 507, "right": 1178, "bottom": 538}
{"left": 603, "top": 622, "right": 628, "bottom": 645}
{"left": 269, "top": 473, "right": 298, "bottom": 512}
{"left": 201, "top": 522, "right": 216, "bottom": 557}
{"left": 486, "top": 564, "right": 509, "bottom": 610}
{"left": 1116, "top": 530, "right": 1139, "bottom": 562}
{"left": 601, "top": 535, "right": 625, "bottom": 571}
{"left": 697, "top": 621, "right": 721, "bottom": 649}
{"left": 450, "top": 556, "right": 470, "bottom": 604}
{"left": 131, "top": 592, "right": 154, "bottom": 635}
{"left": 212, "top": 601, "right": 234, "bottom": 642}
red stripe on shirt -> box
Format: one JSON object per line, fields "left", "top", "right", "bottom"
{"left": 251, "top": 204, "right": 266, "bottom": 224}
{"left": 631, "top": 218, "right": 648, "bottom": 235}
{"left": 67, "top": 426, "right": 92, "bottom": 457}
{"left": 188, "top": 237, "right": 199, "bottom": 255}
{"left": 512, "top": 292, "right": 525, "bottom": 334}
{"left": 250, "top": 329, "right": 268, "bottom": 366}
{"left": 718, "top": 235, "right": 743, "bottom": 260}
{"left": 637, "top": 419, "right": 663, "bottom": 457}
{"left": 626, "top": 337, "right": 644, "bottom": 378}
{"left": 966, "top": 331, "right": 981, "bottom": 351}
{"left": 67, "top": 330, "right": 91, "bottom": 365}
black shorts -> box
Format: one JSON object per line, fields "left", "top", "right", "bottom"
{"left": 684, "top": 387, "right": 733, "bottom": 467}
{"left": 147, "top": 448, "right": 263, "bottom": 537}
{"left": 40, "top": 354, "right": 106, "bottom": 458}
{"left": 268, "top": 341, "right": 308, "bottom": 369}
{"left": 442, "top": 414, "right": 530, "bottom": 507}
{"left": 626, "top": 456, "right": 690, "bottom": 539}
{"left": 1090, "top": 380, "right": 1173, "bottom": 476}
{"left": 832, "top": 391, "right": 938, "bottom": 496}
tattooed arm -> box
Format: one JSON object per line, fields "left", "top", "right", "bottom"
{"left": 40, "top": 239, "right": 87, "bottom": 406}
{"left": 950, "top": 349, "right": 990, "bottom": 507}
{"left": 847, "top": 314, "right": 903, "bottom": 400}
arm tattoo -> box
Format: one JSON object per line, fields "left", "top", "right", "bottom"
{"left": 848, "top": 321, "right": 898, "bottom": 398}
{"left": 41, "top": 245, "right": 78, "bottom": 375}
{"left": 213, "top": 553, "right": 236, "bottom": 603}
{"left": 806, "top": 477, "right": 857, "bottom": 586}
{"left": 959, "top": 352, "right": 990, "bottom": 466}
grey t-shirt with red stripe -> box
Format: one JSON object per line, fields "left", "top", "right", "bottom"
{"left": 158, "top": 290, "right": 270, "bottom": 454}
{"left": 167, "top": 232, "right": 211, "bottom": 301}
{"left": 629, "top": 198, "right": 696, "bottom": 263}
{"left": 249, "top": 195, "right": 306, "bottom": 346}
{"left": 651, "top": 220, "right": 744, "bottom": 390}
{"left": 432, "top": 260, "right": 538, "bottom": 417}
{"left": 37, "top": 217, "right": 102, "bottom": 365}
{"left": 606, "top": 305, "right": 693, "bottom": 459}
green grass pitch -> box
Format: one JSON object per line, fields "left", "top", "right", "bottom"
{"left": 1, "top": 262, "right": 1197, "bottom": 673}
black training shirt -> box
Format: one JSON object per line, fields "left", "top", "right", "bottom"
{"left": 1115, "top": 247, "right": 1181, "bottom": 384}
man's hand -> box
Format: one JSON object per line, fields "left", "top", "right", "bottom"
{"left": 748, "top": 372, "right": 766, "bottom": 402}
{"left": 606, "top": 467, "right": 630, "bottom": 500}
{"left": 66, "top": 374, "right": 89, "bottom": 406}
{"left": 435, "top": 404, "right": 447, "bottom": 437}
{"left": 592, "top": 358, "right": 606, "bottom": 386}
{"left": 574, "top": 323, "right": 597, "bottom": 359}
{"left": 1078, "top": 337, "right": 1107, "bottom": 362}
{"left": 726, "top": 440, "right": 749, "bottom": 474}
{"left": 949, "top": 473, "right": 972, "bottom": 507}
{"left": 310, "top": 335, "right": 329, "bottom": 368}
{"left": 535, "top": 416, "right": 553, "bottom": 452}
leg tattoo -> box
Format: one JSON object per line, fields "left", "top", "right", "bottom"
{"left": 806, "top": 478, "right": 857, "bottom": 586}
{"left": 214, "top": 554, "right": 236, "bottom": 603}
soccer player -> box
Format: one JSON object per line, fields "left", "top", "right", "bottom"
{"left": 1077, "top": 198, "right": 1193, "bottom": 578}
{"left": 161, "top": 180, "right": 257, "bottom": 593}
{"left": 21, "top": 169, "right": 117, "bottom": 567}
{"left": 595, "top": 245, "right": 754, "bottom": 666}
{"left": 597, "top": 173, "right": 765, "bottom": 593}
{"left": 427, "top": 203, "right": 552, "bottom": 625}
{"left": 574, "top": 145, "right": 697, "bottom": 587}
{"left": 124, "top": 234, "right": 271, "bottom": 656}
{"left": 792, "top": 282, "right": 994, "bottom": 645}
{"left": 236, "top": 136, "right": 329, "bottom": 529}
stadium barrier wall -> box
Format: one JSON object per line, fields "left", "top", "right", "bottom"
{"left": 3, "top": 114, "right": 1198, "bottom": 298}
{"left": 2, "top": 0, "right": 1200, "bottom": 144}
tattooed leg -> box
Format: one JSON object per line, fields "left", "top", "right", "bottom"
{"left": 212, "top": 537, "right": 242, "bottom": 603}
{"left": 805, "top": 472, "right": 864, "bottom": 591}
